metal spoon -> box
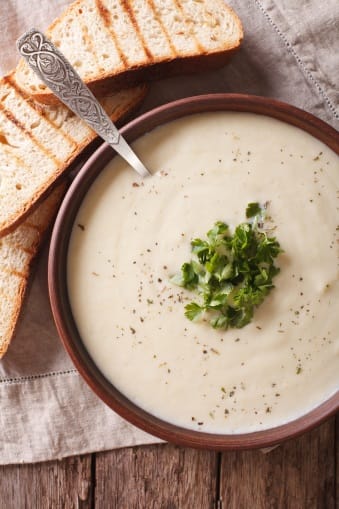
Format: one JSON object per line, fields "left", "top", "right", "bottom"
{"left": 17, "top": 29, "right": 150, "bottom": 178}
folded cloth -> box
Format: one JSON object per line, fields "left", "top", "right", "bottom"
{"left": 0, "top": 0, "right": 338, "bottom": 465}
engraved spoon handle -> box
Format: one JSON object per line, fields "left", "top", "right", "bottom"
{"left": 17, "top": 29, "right": 150, "bottom": 178}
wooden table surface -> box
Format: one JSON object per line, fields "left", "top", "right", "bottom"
{"left": 0, "top": 416, "right": 337, "bottom": 508}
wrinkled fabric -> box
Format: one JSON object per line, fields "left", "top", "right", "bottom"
{"left": 0, "top": 0, "right": 338, "bottom": 465}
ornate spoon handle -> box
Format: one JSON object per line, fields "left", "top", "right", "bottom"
{"left": 17, "top": 29, "right": 150, "bottom": 178}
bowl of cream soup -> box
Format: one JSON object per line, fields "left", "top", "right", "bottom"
{"left": 49, "top": 94, "right": 339, "bottom": 449}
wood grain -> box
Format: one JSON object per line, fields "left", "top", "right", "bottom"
{"left": 219, "top": 418, "right": 336, "bottom": 509}
{"left": 94, "top": 443, "right": 218, "bottom": 509}
{"left": 0, "top": 420, "right": 337, "bottom": 508}
{"left": 0, "top": 454, "right": 92, "bottom": 509}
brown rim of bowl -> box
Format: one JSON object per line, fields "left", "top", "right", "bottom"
{"left": 48, "top": 93, "right": 339, "bottom": 451}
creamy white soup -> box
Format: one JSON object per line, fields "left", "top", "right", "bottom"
{"left": 67, "top": 112, "right": 339, "bottom": 433}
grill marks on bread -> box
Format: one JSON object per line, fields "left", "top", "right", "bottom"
{"left": 0, "top": 79, "right": 147, "bottom": 358}
{"left": 4, "top": 75, "right": 78, "bottom": 151}
{"left": 2, "top": 76, "right": 77, "bottom": 161}
{"left": 94, "top": 0, "right": 222, "bottom": 64}
{"left": 0, "top": 103, "right": 61, "bottom": 168}
{"left": 0, "top": 82, "right": 148, "bottom": 355}
{"left": 0, "top": 185, "right": 66, "bottom": 358}
{"left": 14, "top": 0, "right": 242, "bottom": 103}
{"left": 0, "top": 73, "right": 147, "bottom": 236}
{"left": 97, "top": 0, "right": 131, "bottom": 68}
{"left": 120, "top": 0, "right": 154, "bottom": 61}
{"left": 123, "top": 0, "right": 174, "bottom": 60}
{"left": 165, "top": 0, "right": 205, "bottom": 53}
{"left": 0, "top": 80, "right": 66, "bottom": 223}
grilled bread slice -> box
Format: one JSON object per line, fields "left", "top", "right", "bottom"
{"left": 0, "top": 74, "right": 147, "bottom": 237}
{"left": 0, "top": 184, "right": 66, "bottom": 358}
{"left": 15, "top": 0, "right": 243, "bottom": 105}
{"left": 0, "top": 76, "right": 147, "bottom": 356}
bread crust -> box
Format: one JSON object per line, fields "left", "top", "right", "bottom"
{"left": 14, "top": 0, "right": 243, "bottom": 105}
{"left": 0, "top": 78, "right": 147, "bottom": 357}
{"left": 27, "top": 48, "right": 239, "bottom": 106}
{"left": 0, "top": 184, "right": 66, "bottom": 358}
{"left": 0, "top": 78, "right": 147, "bottom": 237}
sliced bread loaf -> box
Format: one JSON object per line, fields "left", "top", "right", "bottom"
{"left": 0, "top": 74, "right": 147, "bottom": 236}
{"left": 0, "top": 75, "right": 147, "bottom": 356}
{"left": 15, "top": 0, "right": 243, "bottom": 104}
{"left": 0, "top": 184, "right": 66, "bottom": 358}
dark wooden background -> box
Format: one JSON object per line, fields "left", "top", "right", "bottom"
{"left": 0, "top": 416, "right": 337, "bottom": 508}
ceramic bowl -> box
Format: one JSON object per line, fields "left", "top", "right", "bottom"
{"left": 48, "top": 94, "right": 339, "bottom": 450}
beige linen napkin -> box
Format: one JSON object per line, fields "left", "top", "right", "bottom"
{"left": 0, "top": 0, "right": 338, "bottom": 465}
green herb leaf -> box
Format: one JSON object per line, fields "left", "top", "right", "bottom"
{"left": 181, "top": 262, "right": 199, "bottom": 289}
{"left": 207, "top": 221, "right": 229, "bottom": 243}
{"left": 210, "top": 314, "right": 229, "bottom": 329}
{"left": 171, "top": 203, "right": 282, "bottom": 331}
{"left": 184, "top": 302, "right": 204, "bottom": 321}
{"left": 246, "top": 202, "right": 261, "bottom": 218}
{"left": 169, "top": 272, "right": 185, "bottom": 287}
{"left": 208, "top": 292, "right": 229, "bottom": 309}
{"left": 191, "top": 239, "right": 210, "bottom": 263}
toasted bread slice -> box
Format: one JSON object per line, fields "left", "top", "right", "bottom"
{"left": 0, "top": 184, "right": 66, "bottom": 358}
{"left": 0, "top": 74, "right": 147, "bottom": 237}
{"left": 0, "top": 76, "right": 147, "bottom": 356}
{"left": 15, "top": 0, "right": 243, "bottom": 105}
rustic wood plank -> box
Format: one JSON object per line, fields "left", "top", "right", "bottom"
{"left": 95, "top": 443, "right": 218, "bottom": 509}
{"left": 0, "top": 454, "right": 92, "bottom": 509}
{"left": 219, "top": 418, "right": 336, "bottom": 509}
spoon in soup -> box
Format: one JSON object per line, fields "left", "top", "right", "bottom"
{"left": 17, "top": 29, "right": 151, "bottom": 178}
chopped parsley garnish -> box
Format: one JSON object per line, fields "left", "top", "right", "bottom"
{"left": 246, "top": 202, "right": 262, "bottom": 218}
{"left": 170, "top": 203, "right": 282, "bottom": 330}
